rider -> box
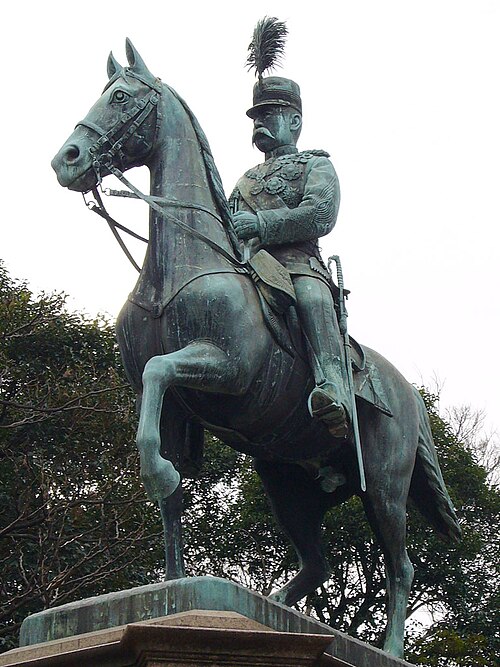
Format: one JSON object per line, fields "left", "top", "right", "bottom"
{"left": 230, "top": 76, "right": 350, "bottom": 438}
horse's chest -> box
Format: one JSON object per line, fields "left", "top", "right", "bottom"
{"left": 128, "top": 227, "right": 241, "bottom": 319}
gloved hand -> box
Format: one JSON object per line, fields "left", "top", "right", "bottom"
{"left": 233, "top": 211, "right": 260, "bottom": 241}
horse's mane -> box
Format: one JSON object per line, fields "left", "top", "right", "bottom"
{"left": 167, "top": 86, "right": 241, "bottom": 256}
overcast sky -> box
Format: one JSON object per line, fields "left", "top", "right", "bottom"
{"left": 1, "top": 0, "right": 499, "bottom": 437}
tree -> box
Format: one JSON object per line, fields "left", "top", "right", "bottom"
{"left": 446, "top": 404, "right": 499, "bottom": 487}
{"left": 403, "top": 395, "right": 499, "bottom": 666}
{"left": 0, "top": 263, "right": 162, "bottom": 650}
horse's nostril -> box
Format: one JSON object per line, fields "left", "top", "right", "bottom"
{"left": 64, "top": 144, "right": 80, "bottom": 163}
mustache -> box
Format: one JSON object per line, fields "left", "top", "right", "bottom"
{"left": 252, "top": 127, "right": 275, "bottom": 145}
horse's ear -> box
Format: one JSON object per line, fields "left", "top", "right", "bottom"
{"left": 125, "top": 38, "right": 153, "bottom": 79}
{"left": 107, "top": 51, "right": 123, "bottom": 79}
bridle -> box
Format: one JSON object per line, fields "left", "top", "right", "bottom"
{"left": 77, "top": 69, "right": 242, "bottom": 272}
{"left": 77, "top": 69, "right": 162, "bottom": 182}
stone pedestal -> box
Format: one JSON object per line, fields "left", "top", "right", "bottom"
{"left": 0, "top": 612, "right": 345, "bottom": 666}
{"left": 1, "top": 577, "right": 414, "bottom": 667}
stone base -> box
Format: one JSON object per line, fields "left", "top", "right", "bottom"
{"left": 3, "top": 577, "right": 414, "bottom": 667}
{"left": 0, "top": 612, "right": 345, "bottom": 666}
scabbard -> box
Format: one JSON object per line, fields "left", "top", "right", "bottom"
{"left": 343, "top": 333, "right": 366, "bottom": 492}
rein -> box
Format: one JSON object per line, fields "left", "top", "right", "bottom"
{"left": 80, "top": 70, "right": 243, "bottom": 272}
{"left": 87, "top": 188, "right": 145, "bottom": 272}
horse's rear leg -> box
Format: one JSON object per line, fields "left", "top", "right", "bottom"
{"left": 362, "top": 489, "right": 414, "bottom": 657}
{"left": 137, "top": 342, "right": 250, "bottom": 502}
{"left": 255, "top": 460, "right": 331, "bottom": 606}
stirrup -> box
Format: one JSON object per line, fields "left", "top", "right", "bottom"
{"left": 307, "top": 381, "right": 340, "bottom": 417}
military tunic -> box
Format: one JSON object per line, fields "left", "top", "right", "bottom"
{"left": 229, "top": 148, "right": 340, "bottom": 281}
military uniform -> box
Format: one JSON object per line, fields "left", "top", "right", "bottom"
{"left": 234, "top": 74, "right": 350, "bottom": 437}
{"left": 229, "top": 147, "right": 340, "bottom": 286}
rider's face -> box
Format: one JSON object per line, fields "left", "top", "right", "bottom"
{"left": 252, "top": 106, "right": 295, "bottom": 153}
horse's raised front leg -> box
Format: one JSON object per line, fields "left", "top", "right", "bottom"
{"left": 137, "top": 341, "right": 249, "bottom": 502}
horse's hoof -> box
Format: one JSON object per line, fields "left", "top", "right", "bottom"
{"left": 268, "top": 589, "right": 288, "bottom": 605}
{"left": 141, "top": 456, "right": 180, "bottom": 502}
{"left": 269, "top": 563, "right": 330, "bottom": 608}
{"left": 383, "top": 638, "right": 405, "bottom": 659}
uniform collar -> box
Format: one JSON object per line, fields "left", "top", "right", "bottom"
{"left": 265, "top": 144, "right": 298, "bottom": 160}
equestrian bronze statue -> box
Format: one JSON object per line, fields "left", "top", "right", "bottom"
{"left": 51, "top": 29, "right": 460, "bottom": 658}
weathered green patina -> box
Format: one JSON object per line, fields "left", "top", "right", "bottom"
{"left": 18, "top": 577, "right": 414, "bottom": 667}
{"left": 51, "top": 33, "right": 460, "bottom": 659}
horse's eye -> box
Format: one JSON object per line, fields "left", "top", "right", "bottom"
{"left": 111, "top": 90, "right": 129, "bottom": 104}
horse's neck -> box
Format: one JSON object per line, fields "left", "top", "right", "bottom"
{"left": 149, "top": 132, "right": 213, "bottom": 209}
{"left": 146, "top": 91, "right": 231, "bottom": 256}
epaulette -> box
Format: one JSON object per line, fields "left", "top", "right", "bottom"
{"left": 300, "top": 149, "right": 330, "bottom": 158}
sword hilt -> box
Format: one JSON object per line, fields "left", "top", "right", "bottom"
{"left": 328, "top": 254, "right": 348, "bottom": 335}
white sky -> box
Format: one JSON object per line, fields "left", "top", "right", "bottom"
{"left": 1, "top": 0, "right": 499, "bottom": 437}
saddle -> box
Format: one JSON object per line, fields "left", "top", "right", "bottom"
{"left": 247, "top": 249, "right": 297, "bottom": 356}
{"left": 247, "top": 249, "right": 296, "bottom": 314}
{"left": 247, "top": 250, "right": 393, "bottom": 417}
{"left": 349, "top": 337, "right": 393, "bottom": 417}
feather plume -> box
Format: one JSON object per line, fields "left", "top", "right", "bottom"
{"left": 246, "top": 17, "right": 288, "bottom": 81}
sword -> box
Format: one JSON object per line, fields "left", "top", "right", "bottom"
{"left": 327, "top": 255, "right": 367, "bottom": 492}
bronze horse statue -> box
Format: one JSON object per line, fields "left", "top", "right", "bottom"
{"left": 52, "top": 40, "right": 460, "bottom": 657}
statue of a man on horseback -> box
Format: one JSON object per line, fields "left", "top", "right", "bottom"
{"left": 231, "top": 20, "right": 350, "bottom": 438}
{"left": 50, "top": 29, "right": 461, "bottom": 659}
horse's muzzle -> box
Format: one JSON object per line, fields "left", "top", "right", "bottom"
{"left": 52, "top": 134, "right": 97, "bottom": 192}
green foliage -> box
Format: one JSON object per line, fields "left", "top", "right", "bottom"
{"left": 402, "top": 392, "right": 500, "bottom": 666}
{"left": 0, "top": 263, "right": 163, "bottom": 650}
{"left": 410, "top": 628, "right": 496, "bottom": 667}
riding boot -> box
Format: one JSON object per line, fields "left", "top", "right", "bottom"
{"left": 293, "top": 276, "right": 350, "bottom": 438}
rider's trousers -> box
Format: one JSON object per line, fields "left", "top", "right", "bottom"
{"left": 292, "top": 275, "right": 348, "bottom": 407}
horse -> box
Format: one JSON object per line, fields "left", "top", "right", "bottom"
{"left": 51, "top": 39, "right": 460, "bottom": 658}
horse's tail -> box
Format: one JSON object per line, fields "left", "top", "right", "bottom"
{"left": 409, "top": 387, "right": 461, "bottom": 542}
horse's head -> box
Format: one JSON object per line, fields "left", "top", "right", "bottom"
{"left": 52, "top": 39, "right": 162, "bottom": 193}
